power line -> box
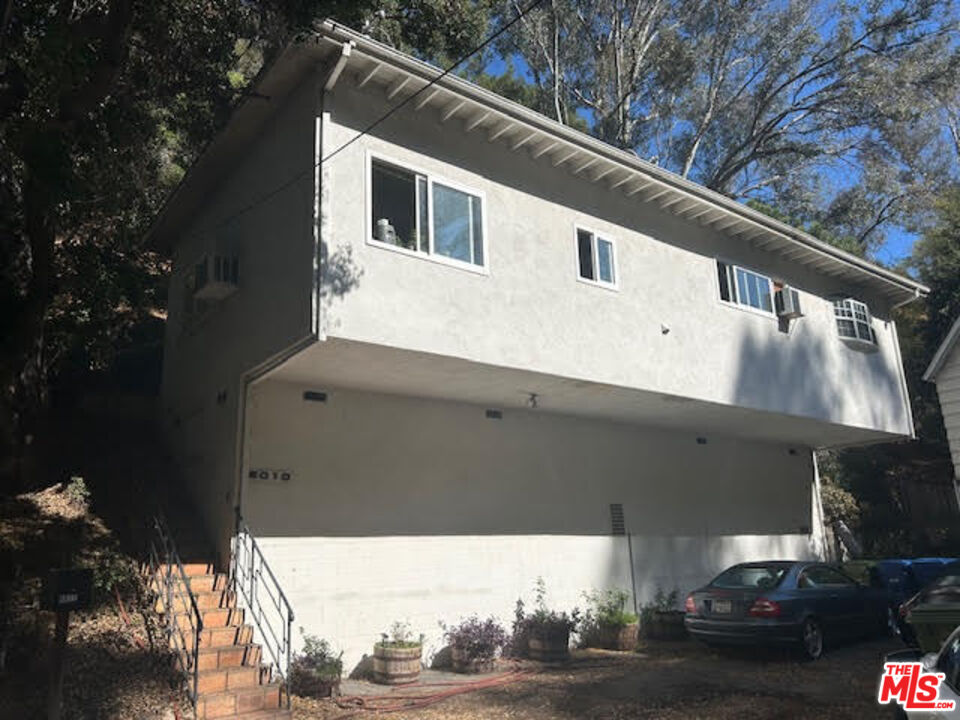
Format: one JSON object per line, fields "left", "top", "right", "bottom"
{"left": 189, "top": 0, "right": 546, "bottom": 241}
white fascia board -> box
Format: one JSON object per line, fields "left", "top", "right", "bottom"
{"left": 924, "top": 315, "right": 960, "bottom": 382}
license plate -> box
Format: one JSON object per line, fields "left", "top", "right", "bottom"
{"left": 712, "top": 599, "right": 732, "bottom": 614}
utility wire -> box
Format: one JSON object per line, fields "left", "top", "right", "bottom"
{"left": 187, "top": 0, "right": 546, "bottom": 240}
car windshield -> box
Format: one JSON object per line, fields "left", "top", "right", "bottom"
{"left": 710, "top": 564, "right": 788, "bottom": 590}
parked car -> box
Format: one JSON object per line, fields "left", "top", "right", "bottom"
{"left": 883, "top": 624, "right": 960, "bottom": 718}
{"left": 684, "top": 561, "right": 889, "bottom": 660}
{"left": 842, "top": 559, "right": 916, "bottom": 635}
{"left": 900, "top": 562, "right": 960, "bottom": 651}
{"left": 910, "top": 558, "right": 960, "bottom": 588}
{"left": 842, "top": 558, "right": 958, "bottom": 639}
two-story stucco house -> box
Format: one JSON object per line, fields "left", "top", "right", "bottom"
{"left": 150, "top": 22, "right": 927, "bottom": 671}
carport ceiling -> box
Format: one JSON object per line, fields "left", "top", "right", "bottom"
{"left": 266, "top": 338, "right": 901, "bottom": 450}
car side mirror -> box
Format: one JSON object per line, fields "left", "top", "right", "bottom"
{"left": 922, "top": 653, "right": 938, "bottom": 670}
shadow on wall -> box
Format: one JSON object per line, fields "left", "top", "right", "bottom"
{"left": 729, "top": 318, "right": 902, "bottom": 433}
{"left": 319, "top": 242, "right": 363, "bottom": 334}
{"left": 320, "top": 242, "right": 363, "bottom": 299}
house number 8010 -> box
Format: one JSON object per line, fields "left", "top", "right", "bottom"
{"left": 249, "top": 469, "right": 292, "bottom": 482}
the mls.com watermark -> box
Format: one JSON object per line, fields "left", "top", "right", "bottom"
{"left": 878, "top": 662, "right": 957, "bottom": 712}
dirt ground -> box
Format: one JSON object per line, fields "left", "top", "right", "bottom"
{"left": 293, "top": 637, "right": 901, "bottom": 720}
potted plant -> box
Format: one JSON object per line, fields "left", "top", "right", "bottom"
{"left": 580, "top": 588, "right": 639, "bottom": 651}
{"left": 443, "top": 616, "right": 508, "bottom": 674}
{"left": 520, "top": 578, "right": 580, "bottom": 662}
{"left": 640, "top": 588, "right": 686, "bottom": 640}
{"left": 288, "top": 631, "right": 343, "bottom": 698}
{"left": 373, "top": 621, "right": 423, "bottom": 685}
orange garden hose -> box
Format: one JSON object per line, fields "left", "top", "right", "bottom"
{"left": 332, "top": 666, "right": 535, "bottom": 718}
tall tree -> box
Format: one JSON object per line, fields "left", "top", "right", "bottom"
{"left": 0, "top": 0, "right": 492, "bottom": 491}
{"left": 493, "top": 0, "right": 960, "bottom": 251}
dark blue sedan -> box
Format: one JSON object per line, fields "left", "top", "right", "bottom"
{"left": 684, "top": 561, "right": 889, "bottom": 660}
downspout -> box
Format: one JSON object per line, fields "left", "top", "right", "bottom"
{"left": 232, "top": 41, "right": 352, "bottom": 536}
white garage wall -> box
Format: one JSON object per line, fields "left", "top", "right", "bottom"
{"left": 241, "top": 378, "right": 822, "bottom": 671}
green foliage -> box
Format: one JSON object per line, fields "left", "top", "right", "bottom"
{"left": 289, "top": 630, "right": 343, "bottom": 697}
{"left": 581, "top": 588, "right": 637, "bottom": 628}
{"left": 822, "top": 184, "right": 960, "bottom": 557}
{"left": 521, "top": 577, "right": 580, "bottom": 635}
{"left": 378, "top": 620, "right": 423, "bottom": 649}
{"left": 639, "top": 587, "right": 680, "bottom": 627}
{"left": 65, "top": 476, "right": 91, "bottom": 511}
{"left": 88, "top": 547, "right": 140, "bottom": 601}
{"left": 912, "top": 186, "right": 960, "bottom": 353}
{"left": 0, "top": 0, "right": 493, "bottom": 492}
{"left": 819, "top": 479, "right": 861, "bottom": 530}
{"left": 490, "top": 0, "right": 958, "bottom": 246}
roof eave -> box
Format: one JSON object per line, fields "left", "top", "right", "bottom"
{"left": 147, "top": 20, "right": 929, "bottom": 307}
{"left": 923, "top": 315, "right": 960, "bottom": 382}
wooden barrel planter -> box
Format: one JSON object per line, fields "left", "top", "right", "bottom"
{"left": 372, "top": 644, "right": 422, "bottom": 685}
{"left": 596, "top": 622, "right": 639, "bottom": 651}
{"left": 528, "top": 629, "right": 570, "bottom": 662}
{"left": 450, "top": 646, "right": 495, "bottom": 674}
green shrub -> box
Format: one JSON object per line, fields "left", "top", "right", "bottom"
{"left": 65, "top": 476, "right": 90, "bottom": 510}
{"left": 639, "top": 587, "right": 680, "bottom": 626}
{"left": 377, "top": 621, "right": 423, "bottom": 649}
{"left": 289, "top": 631, "right": 343, "bottom": 698}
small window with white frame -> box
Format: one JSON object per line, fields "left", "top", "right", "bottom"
{"left": 576, "top": 227, "right": 617, "bottom": 288}
{"left": 369, "top": 156, "right": 485, "bottom": 269}
{"left": 833, "top": 298, "right": 876, "bottom": 345}
{"left": 716, "top": 260, "right": 774, "bottom": 314}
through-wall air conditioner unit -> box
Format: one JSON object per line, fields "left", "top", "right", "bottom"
{"left": 775, "top": 286, "right": 803, "bottom": 320}
{"left": 193, "top": 254, "right": 238, "bottom": 300}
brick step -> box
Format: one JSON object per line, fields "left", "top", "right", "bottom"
{"left": 196, "top": 664, "right": 261, "bottom": 694}
{"left": 196, "top": 682, "right": 284, "bottom": 719}
{"left": 172, "top": 605, "right": 244, "bottom": 631}
{"left": 155, "top": 587, "right": 234, "bottom": 613}
{"left": 199, "top": 623, "right": 255, "bottom": 649}
{"left": 197, "top": 643, "right": 262, "bottom": 671}
{"left": 232, "top": 710, "right": 291, "bottom": 720}
{"left": 187, "top": 573, "right": 228, "bottom": 593}
{"left": 181, "top": 562, "right": 216, "bottom": 576}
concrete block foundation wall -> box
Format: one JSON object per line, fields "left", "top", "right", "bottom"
{"left": 241, "top": 379, "right": 823, "bottom": 671}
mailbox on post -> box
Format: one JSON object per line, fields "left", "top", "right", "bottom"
{"left": 42, "top": 568, "right": 93, "bottom": 612}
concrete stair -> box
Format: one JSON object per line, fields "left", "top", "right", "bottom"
{"left": 150, "top": 563, "right": 290, "bottom": 719}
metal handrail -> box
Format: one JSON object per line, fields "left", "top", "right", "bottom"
{"left": 230, "top": 511, "right": 294, "bottom": 709}
{"left": 147, "top": 514, "right": 204, "bottom": 708}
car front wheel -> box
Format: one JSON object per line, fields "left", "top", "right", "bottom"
{"left": 800, "top": 618, "right": 824, "bottom": 660}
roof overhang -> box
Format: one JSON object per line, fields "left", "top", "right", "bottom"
{"left": 924, "top": 315, "right": 960, "bottom": 382}
{"left": 147, "top": 21, "right": 929, "bottom": 307}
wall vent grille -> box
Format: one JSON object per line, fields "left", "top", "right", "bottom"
{"left": 609, "top": 503, "right": 626, "bottom": 536}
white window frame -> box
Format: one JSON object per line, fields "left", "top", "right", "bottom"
{"left": 715, "top": 258, "right": 776, "bottom": 318}
{"left": 573, "top": 225, "right": 619, "bottom": 291}
{"left": 365, "top": 150, "right": 489, "bottom": 276}
{"left": 833, "top": 297, "right": 877, "bottom": 347}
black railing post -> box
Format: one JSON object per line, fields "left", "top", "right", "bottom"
{"left": 232, "top": 513, "right": 295, "bottom": 708}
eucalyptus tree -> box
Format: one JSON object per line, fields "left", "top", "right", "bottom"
{"left": 494, "top": 0, "right": 960, "bottom": 250}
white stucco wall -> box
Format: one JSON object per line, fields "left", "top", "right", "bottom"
{"left": 241, "top": 378, "right": 823, "bottom": 671}
{"left": 160, "top": 77, "right": 317, "bottom": 559}
{"left": 319, "top": 82, "right": 913, "bottom": 438}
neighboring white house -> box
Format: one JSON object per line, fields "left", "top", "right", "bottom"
{"left": 924, "top": 316, "right": 960, "bottom": 509}
{"left": 151, "top": 22, "right": 927, "bottom": 671}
